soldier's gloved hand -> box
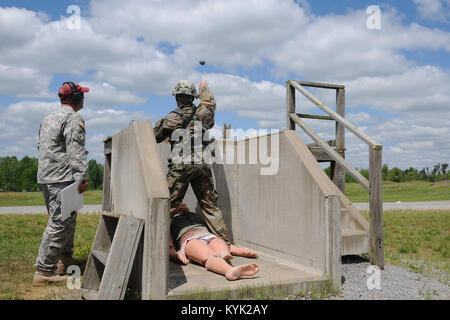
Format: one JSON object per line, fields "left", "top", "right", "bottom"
{"left": 78, "top": 181, "right": 89, "bottom": 193}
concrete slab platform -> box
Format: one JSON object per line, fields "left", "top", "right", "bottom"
{"left": 167, "top": 254, "right": 328, "bottom": 299}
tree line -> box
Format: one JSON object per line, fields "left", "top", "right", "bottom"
{"left": 1, "top": 155, "right": 448, "bottom": 192}
{"left": 0, "top": 156, "right": 104, "bottom": 192}
{"left": 325, "top": 162, "right": 449, "bottom": 183}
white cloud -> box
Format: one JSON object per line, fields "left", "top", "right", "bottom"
{"left": 79, "top": 82, "right": 147, "bottom": 107}
{"left": 89, "top": 0, "right": 309, "bottom": 69}
{"left": 0, "top": 101, "right": 58, "bottom": 157}
{"left": 346, "top": 112, "right": 373, "bottom": 124}
{"left": 0, "top": 100, "right": 157, "bottom": 160}
{"left": 413, "top": 0, "right": 450, "bottom": 21}
{"left": 80, "top": 108, "right": 155, "bottom": 133}
{"left": 271, "top": 8, "right": 450, "bottom": 81}
{"left": 0, "top": 7, "right": 47, "bottom": 48}
{"left": 345, "top": 66, "right": 450, "bottom": 113}
{"left": 0, "top": 65, "right": 53, "bottom": 99}
{"left": 0, "top": 101, "right": 59, "bottom": 127}
{"left": 0, "top": 1, "right": 449, "bottom": 170}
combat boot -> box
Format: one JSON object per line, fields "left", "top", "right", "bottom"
{"left": 56, "top": 255, "right": 87, "bottom": 275}
{"left": 32, "top": 269, "right": 69, "bottom": 286}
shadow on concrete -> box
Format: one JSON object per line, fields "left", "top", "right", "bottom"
{"left": 212, "top": 162, "right": 234, "bottom": 243}
{"left": 340, "top": 255, "right": 370, "bottom": 285}
{"left": 168, "top": 261, "right": 188, "bottom": 291}
{"left": 341, "top": 254, "right": 370, "bottom": 264}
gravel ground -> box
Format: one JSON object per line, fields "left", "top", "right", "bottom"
{"left": 331, "top": 256, "right": 450, "bottom": 300}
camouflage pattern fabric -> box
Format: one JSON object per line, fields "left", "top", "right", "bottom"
{"left": 172, "top": 80, "right": 197, "bottom": 97}
{"left": 35, "top": 104, "right": 88, "bottom": 272}
{"left": 35, "top": 182, "right": 78, "bottom": 272}
{"left": 154, "top": 85, "right": 231, "bottom": 245}
{"left": 154, "top": 86, "right": 216, "bottom": 144}
{"left": 37, "top": 105, "right": 88, "bottom": 184}
{"left": 167, "top": 162, "right": 231, "bottom": 245}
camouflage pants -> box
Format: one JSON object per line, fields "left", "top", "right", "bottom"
{"left": 35, "top": 182, "right": 78, "bottom": 272}
{"left": 167, "top": 162, "right": 232, "bottom": 246}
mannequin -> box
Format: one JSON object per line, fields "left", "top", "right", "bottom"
{"left": 169, "top": 204, "right": 259, "bottom": 281}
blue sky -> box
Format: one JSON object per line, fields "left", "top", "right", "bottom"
{"left": 0, "top": 0, "right": 449, "bottom": 170}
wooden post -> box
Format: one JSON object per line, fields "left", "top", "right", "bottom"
{"left": 223, "top": 124, "right": 231, "bottom": 139}
{"left": 102, "top": 137, "right": 112, "bottom": 211}
{"left": 369, "top": 146, "right": 384, "bottom": 269}
{"left": 327, "top": 195, "right": 342, "bottom": 289}
{"left": 142, "top": 198, "right": 169, "bottom": 299}
{"left": 286, "top": 81, "right": 296, "bottom": 130}
{"left": 333, "top": 88, "right": 346, "bottom": 194}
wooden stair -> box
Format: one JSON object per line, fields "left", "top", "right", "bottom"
{"left": 81, "top": 212, "right": 144, "bottom": 300}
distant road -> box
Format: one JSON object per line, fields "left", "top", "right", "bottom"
{"left": 353, "top": 201, "right": 450, "bottom": 211}
{"left": 1, "top": 201, "right": 450, "bottom": 214}
{"left": 0, "top": 205, "right": 102, "bottom": 215}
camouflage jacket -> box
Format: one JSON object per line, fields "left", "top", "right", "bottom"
{"left": 153, "top": 86, "right": 216, "bottom": 162}
{"left": 37, "top": 105, "right": 88, "bottom": 184}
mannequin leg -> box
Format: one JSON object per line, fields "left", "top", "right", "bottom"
{"left": 208, "top": 238, "right": 232, "bottom": 260}
{"left": 230, "top": 244, "right": 259, "bottom": 258}
{"left": 205, "top": 257, "right": 259, "bottom": 281}
{"left": 185, "top": 239, "right": 259, "bottom": 281}
{"left": 184, "top": 239, "right": 214, "bottom": 265}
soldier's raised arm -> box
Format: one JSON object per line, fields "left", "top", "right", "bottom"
{"left": 196, "top": 80, "right": 216, "bottom": 129}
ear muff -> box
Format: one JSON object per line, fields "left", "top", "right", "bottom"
{"left": 63, "top": 82, "right": 84, "bottom": 105}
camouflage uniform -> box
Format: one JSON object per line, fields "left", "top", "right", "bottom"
{"left": 154, "top": 85, "right": 232, "bottom": 246}
{"left": 35, "top": 105, "right": 88, "bottom": 272}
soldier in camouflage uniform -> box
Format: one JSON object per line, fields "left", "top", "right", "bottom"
{"left": 154, "top": 80, "right": 232, "bottom": 246}
{"left": 33, "top": 81, "right": 90, "bottom": 285}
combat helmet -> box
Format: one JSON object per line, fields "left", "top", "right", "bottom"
{"left": 172, "top": 80, "right": 197, "bottom": 97}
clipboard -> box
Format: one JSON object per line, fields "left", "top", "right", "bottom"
{"left": 60, "top": 181, "right": 84, "bottom": 220}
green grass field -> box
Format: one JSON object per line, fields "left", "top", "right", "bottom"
{"left": 1, "top": 181, "right": 449, "bottom": 207}
{"left": 0, "top": 180, "right": 449, "bottom": 299}
{"left": 0, "top": 213, "right": 99, "bottom": 299}
{"left": 0, "top": 210, "right": 448, "bottom": 299}
{"left": 361, "top": 210, "right": 449, "bottom": 286}
{"left": 346, "top": 180, "right": 450, "bottom": 202}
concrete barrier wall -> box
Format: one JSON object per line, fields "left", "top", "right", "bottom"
{"left": 158, "top": 130, "right": 341, "bottom": 276}
{"left": 109, "top": 122, "right": 342, "bottom": 292}
{"left": 230, "top": 131, "right": 341, "bottom": 273}
{"left": 109, "top": 121, "right": 170, "bottom": 299}
{"left": 111, "top": 121, "right": 169, "bottom": 218}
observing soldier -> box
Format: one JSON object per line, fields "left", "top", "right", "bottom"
{"left": 33, "top": 81, "right": 90, "bottom": 285}
{"left": 153, "top": 80, "right": 233, "bottom": 247}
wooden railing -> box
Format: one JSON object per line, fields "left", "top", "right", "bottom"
{"left": 286, "top": 80, "right": 384, "bottom": 269}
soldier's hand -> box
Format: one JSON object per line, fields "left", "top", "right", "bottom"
{"left": 78, "top": 181, "right": 89, "bottom": 193}
{"left": 199, "top": 79, "right": 208, "bottom": 91}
